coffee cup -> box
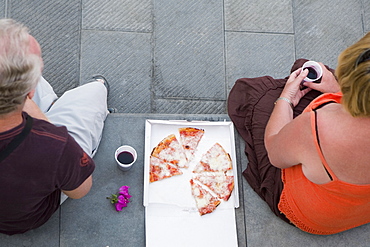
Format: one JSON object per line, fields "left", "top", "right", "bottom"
{"left": 115, "top": 145, "right": 137, "bottom": 171}
{"left": 301, "top": 61, "right": 323, "bottom": 82}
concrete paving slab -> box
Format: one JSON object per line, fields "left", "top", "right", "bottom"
{"left": 80, "top": 30, "right": 152, "bottom": 113}
{"left": 153, "top": 0, "right": 226, "bottom": 100}
{"left": 7, "top": 0, "right": 82, "bottom": 96}
{"left": 293, "top": 0, "right": 364, "bottom": 68}
{"left": 82, "top": 0, "right": 152, "bottom": 32}
{"left": 225, "top": 32, "right": 295, "bottom": 91}
{"left": 225, "top": 0, "right": 294, "bottom": 33}
{"left": 154, "top": 99, "right": 226, "bottom": 114}
{"left": 235, "top": 135, "right": 247, "bottom": 247}
{"left": 60, "top": 115, "right": 147, "bottom": 247}
{"left": 0, "top": 1, "right": 4, "bottom": 17}
{"left": 0, "top": 211, "right": 60, "bottom": 247}
{"left": 364, "top": 0, "right": 370, "bottom": 32}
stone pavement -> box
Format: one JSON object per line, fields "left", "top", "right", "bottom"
{"left": 1, "top": 0, "right": 370, "bottom": 246}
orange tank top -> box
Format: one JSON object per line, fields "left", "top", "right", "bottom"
{"left": 278, "top": 92, "right": 370, "bottom": 235}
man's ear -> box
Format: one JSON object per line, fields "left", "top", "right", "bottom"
{"left": 28, "top": 35, "right": 44, "bottom": 72}
{"left": 27, "top": 89, "right": 35, "bottom": 99}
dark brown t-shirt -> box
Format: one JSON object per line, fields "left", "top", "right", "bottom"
{"left": 0, "top": 112, "right": 95, "bottom": 235}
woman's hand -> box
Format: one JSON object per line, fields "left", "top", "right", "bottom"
{"left": 302, "top": 62, "right": 340, "bottom": 93}
{"left": 280, "top": 68, "right": 311, "bottom": 107}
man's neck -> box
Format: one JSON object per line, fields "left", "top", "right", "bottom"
{"left": 0, "top": 111, "right": 24, "bottom": 132}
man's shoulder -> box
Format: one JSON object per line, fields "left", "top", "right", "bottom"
{"left": 31, "top": 117, "right": 70, "bottom": 142}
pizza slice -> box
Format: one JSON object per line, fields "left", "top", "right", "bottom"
{"left": 190, "top": 179, "right": 221, "bottom": 216}
{"left": 179, "top": 127, "right": 204, "bottom": 162}
{"left": 193, "top": 172, "right": 234, "bottom": 201}
{"left": 149, "top": 156, "right": 183, "bottom": 183}
{"left": 151, "top": 134, "right": 188, "bottom": 168}
{"left": 193, "top": 143, "right": 232, "bottom": 173}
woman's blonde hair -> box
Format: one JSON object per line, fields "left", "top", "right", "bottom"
{"left": 336, "top": 32, "right": 370, "bottom": 117}
{"left": 0, "top": 19, "right": 42, "bottom": 115}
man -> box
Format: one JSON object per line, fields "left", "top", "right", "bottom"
{"left": 0, "top": 18, "right": 108, "bottom": 235}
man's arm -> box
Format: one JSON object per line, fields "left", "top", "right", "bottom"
{"left": 62, "top": 175, "right": 93, "bottom": 199}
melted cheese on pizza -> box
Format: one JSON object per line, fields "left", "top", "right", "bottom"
{"left": 149, "top": 156, "right": 182, "bottom": 182}
{"left": 152, "top": 134, "right": 188, "bottom": 168}
{"left": 193, "top": 144, "right": 232, "bottom": 173}
{"left": 190, "top": 179, "right": 221, "bottom": 215}
{"left": 192, "top": 187, "right": 208, "bottom": 208}
{"left": 193, "top": 172, "right": 234, "bottom": 201}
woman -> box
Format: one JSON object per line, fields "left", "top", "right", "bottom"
{"left": 228, "top": 33, "right": 370, "bottom": 235}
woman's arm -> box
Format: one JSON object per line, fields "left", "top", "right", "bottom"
{"left": 264, "top": 68, "right": 311, "bottom": 168}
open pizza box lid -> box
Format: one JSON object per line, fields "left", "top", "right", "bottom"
{"left": 143, "top": 119, "right": 239, "bottom": 247}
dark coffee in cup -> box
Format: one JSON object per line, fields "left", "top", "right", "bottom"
{"left": 301, "top": 61, "right": 323, "bottom": 82}
{"left": 117, "top": 151, "right": 134, "bottom": 164}
{"left": 307, "top": 67, "right": 318, "bottom": 80}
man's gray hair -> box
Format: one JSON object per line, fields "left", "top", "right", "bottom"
{"left": 0, "top": 19, "right": 42, "bottom": 115}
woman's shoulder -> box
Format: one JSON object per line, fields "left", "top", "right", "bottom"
{"left": 316, "top": 104, "right": 370, "bottom": 184}
{"left": 317, "top": 103, "right": 369, "bottom": 132}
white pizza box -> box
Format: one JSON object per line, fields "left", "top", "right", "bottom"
{"left": 145, "top": 204, "right": 238, "bottom": 247}
{"left": 143, "top": 119, "right": 239, "bottom": 247}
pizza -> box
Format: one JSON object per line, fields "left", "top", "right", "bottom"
{"left": 193, "top": 143, "right": 233, "bottom": 173}
{"left": 190, "top": 179, "right": 221, "bottom": 216}
{"left": 190, "top": 143, "right": 234, "bottom": 215}
{"left": 193, "top": 172, "right": 234, "bottom": 201}
{"left": 151, "top": 134, "right": 188, "bottom": 168}
{"left": 149, "top": 128, "right": 234, "bottom": 216}
{"left": 179, "top": 127, "right": 204, "bottom": 162}
{"left": 149, "top": 134, "right": 187, "bottom": 183}
{"left": 149, "top": 156, "right": 183, "bottom": 182}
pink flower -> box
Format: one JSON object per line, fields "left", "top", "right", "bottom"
{"left": 115, "top": 202, "right": 125, "bottom": 211}
{"left": 107, "top": 185, "right": 132, "bottom": 212}
{"left": 118, "top": 195, "right": 129, "bottom": 206}
{"left": 119, "top": 186, "right": 132, "bottom": 199}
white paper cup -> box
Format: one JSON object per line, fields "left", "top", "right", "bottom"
{"left": 301, "top": 61, "right": 323, "bottom": 82}
{"left": 115, "top": 145, "right": 137, "bottom": 171}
